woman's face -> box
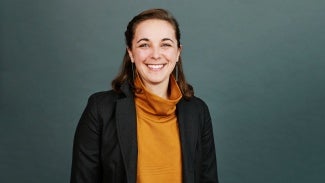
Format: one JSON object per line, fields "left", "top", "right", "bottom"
{"left": 128, "top": 19, "right": 181, "bottom": 89}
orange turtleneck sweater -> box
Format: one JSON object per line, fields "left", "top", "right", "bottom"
{"left": 134, "top": 75, "right": 183, "bottom": 183}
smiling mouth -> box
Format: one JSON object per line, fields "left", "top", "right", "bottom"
{"left": 147, "top": 64, "right": 164, "bottom": 70}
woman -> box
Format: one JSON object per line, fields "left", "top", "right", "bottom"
{"left": 71, "top": 8, "right": 218, "bottom": 183}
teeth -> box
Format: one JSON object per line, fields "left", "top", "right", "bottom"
{"left": 147, "top": 64, "right": 163, "bottom": 69}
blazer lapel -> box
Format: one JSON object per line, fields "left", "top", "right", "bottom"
{"left": 177, "top": 99, "right": 198, "bottom": 182}
{"left": 116, "top": 86, "right": 137, "bottom": 183}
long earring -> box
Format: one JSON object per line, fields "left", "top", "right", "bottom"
{"left": 175, "top": 63, "right": 179, "bottom": 82}
{"left": 131, "top": 62, "right": 135, "bottom": 81}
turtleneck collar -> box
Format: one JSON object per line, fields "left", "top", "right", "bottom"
{"left": 134, "top": 75, "right": 182, "bottom": 117}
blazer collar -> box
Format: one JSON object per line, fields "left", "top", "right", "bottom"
{"left": 116, "top": 82, "right": 138, "bottom": 183}
{"left": 177, "top": 99, "right": 197, "bottom": 182}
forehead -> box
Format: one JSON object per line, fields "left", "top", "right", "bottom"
{"left": 134, "top": 19, "right": 176, "bottom": 40}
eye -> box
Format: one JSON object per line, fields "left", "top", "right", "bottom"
{"left": 139, "top": 43, "right": 149, "bottom": 48}
{"left": 161, "top": 43, "right": 172, "bottom": 47}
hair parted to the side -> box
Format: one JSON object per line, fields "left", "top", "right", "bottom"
{"left": 111, "top": 8, "right": 194, "bottom": 99}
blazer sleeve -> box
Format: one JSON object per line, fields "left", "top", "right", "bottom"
{"left": 71, "top": 94, "right": 102, "bottom": 183}
{"left": 200, "top": 102, "right": 219, "bottom": 183}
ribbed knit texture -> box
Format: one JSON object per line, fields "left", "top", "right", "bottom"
{"left": 134, "top": 75, "right": 182, "bottom": 183}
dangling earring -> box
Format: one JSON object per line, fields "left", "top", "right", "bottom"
{"left": 175, "top": 63, "right": 179, "bottom": 82}
{"left": 131, "top": 62, "right": 135, "bottom": 81}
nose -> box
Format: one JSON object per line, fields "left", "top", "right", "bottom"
{"left": 151, "top": 46, "right": 161, "bottom": 60}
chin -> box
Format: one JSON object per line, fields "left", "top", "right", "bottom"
{"left": 146, "top": 76, "right": 168, "bottom": 85}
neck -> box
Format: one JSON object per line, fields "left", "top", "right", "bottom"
{"left": 142, "top": 79, "right": 169, "bottom": 99}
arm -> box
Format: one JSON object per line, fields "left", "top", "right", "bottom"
{"left": 70, "top": 95, "right": 102, "bottom": 183}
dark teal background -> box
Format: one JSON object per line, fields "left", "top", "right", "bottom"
{"left": 1, "top": 0, "right": 324, "bottom": 182}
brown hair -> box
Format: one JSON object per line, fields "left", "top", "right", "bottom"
{"left": 111, "top": 8, "right": 194, "bottom": 99}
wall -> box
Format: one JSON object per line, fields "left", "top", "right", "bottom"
{"left": 1, "top": 0, "right": 324, "bottom": 182}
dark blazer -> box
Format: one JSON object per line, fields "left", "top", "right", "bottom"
{"left": 71, "top": 82, "right": 218, "bottom": 183}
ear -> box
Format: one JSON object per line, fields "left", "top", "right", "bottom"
{"left": 127, "top": 47, "right": 134, "bottom": 62}
{"left": 177, "top": 45, "right": 183, "bottom": 62}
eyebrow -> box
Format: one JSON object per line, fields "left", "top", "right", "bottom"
{"left": 162, "top": 38, "right": 174, "bottom": 43}
{"left": 136, "top": 38, "right": 175, "bottom": 43}
{"left": 136, "top": 38, "right": 149, "bottom": 43}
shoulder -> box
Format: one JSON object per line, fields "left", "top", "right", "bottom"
{"left": 87, "top": 82, "right": 132, "bottom": 104}
{"left": 179, "top": 95, "right": 210, "bottom": 113}
{"left": 178, "top": 96, "right": 211, "bottom": 125}
{"left": 177, "top": 96, "right": 212, "bottom": 135}
{"left": 81, "top": 90, "right": 127, "bottom": 122}
{"left": 88, "top": 90, "right": 120, "bottom": 103}
{"left": 85, "top": 90, "right": 124, "bottom": 112}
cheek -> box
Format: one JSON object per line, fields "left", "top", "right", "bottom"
{"left": 133, "top": 50, "right": 150, "bottom": 60}
{"left": 166, "top": 50, "right": 179, "bottom": 60}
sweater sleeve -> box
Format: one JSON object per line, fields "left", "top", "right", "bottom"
{"left": 70, "top": 94, "right": 102, "bottom": 183}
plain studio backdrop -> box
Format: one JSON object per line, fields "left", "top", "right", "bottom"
{"left": 1, "top": 0, "right": 324, "bottom": 182}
